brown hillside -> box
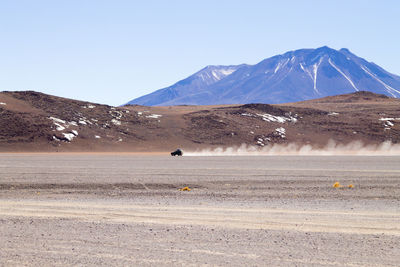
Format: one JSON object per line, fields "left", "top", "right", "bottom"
{"left": 0, "top": 91, "right": 399, "bottom": 152}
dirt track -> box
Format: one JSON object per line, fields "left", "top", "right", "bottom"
{"left": 1, "top": 154, "right": 399, "bottom": 266}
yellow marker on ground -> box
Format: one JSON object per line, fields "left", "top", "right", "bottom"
{"left": 179, "top": 186, "right": 191, "bottom": 191}
{"left": 333, "top": 182, "right": 354, "bottom": 189}
{"left": 333, "top": 182, "right": 341, "bottom": 188}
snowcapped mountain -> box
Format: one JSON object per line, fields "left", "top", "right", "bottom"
{"left": 127, "top": 65, "right": 246, "bottom": 106}
{"left": 126, "top": 46, "right": 400, "bottom": 106}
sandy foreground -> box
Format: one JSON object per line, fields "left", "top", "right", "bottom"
{"left": 0, "top": 154, "right": 399, "bottom": 266}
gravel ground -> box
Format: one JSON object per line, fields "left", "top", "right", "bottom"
{"left": 0, "top": 154, "right": 399, "bottom": 266}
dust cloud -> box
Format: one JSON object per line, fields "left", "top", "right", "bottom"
{"left": 184, "top": 140, "right": 400, "bottom": 156}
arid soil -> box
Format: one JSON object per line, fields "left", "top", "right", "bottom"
{"left": 0, "top": 154, "right": 399, "bottom": 266}
{"left": 1, "top": 91, "right": 399, "bottom": 152}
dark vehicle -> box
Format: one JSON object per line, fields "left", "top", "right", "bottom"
{"left": 171, "top": 149, "right": 183, "bottom": 156}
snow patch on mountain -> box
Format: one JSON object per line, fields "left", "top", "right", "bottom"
{"left": 62, "top": 133, "right": 76, "bottom": 141}
{"left": 328, "top": 58, "right": 359, "bottom": 91}
{"left": 275, "top": 127, "right": 286, "bottom": 138}
{"left": 146, "top": 114, "right": 162, "bottom": 119}
{"left": 211, "top": 68, "right": 237, "bottom": 81}
{"left": 312, "top": 57, "right": 324, "bottom": 94}
{"left": 361, "top": 65, "right": 400, "bottom": 97}
{"left": 198, "top": 66, "right": 240, "bottom": 83}
{"left": 241, "top": 113, "right": 297, "bottom": 123}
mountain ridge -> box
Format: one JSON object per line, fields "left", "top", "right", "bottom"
{"left": 126, "top": 46, "right": 400, "bottom": 106}
{"left": 129, "top": 64, "right": 247, "bottom": 106}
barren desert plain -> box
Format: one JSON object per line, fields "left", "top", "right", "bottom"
{"left": 0, "top": 153, "right": 399, "bottom": 266}
{"left": 3, "top": 1, "right": 400, "bottom": 266}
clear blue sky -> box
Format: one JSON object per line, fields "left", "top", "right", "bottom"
{"left": 1, "top": 0, "right": 399, "bottom": 106}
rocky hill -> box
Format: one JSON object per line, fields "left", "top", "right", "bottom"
{"left": 0, "top": 90, "right": 399, "bottom": 152}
